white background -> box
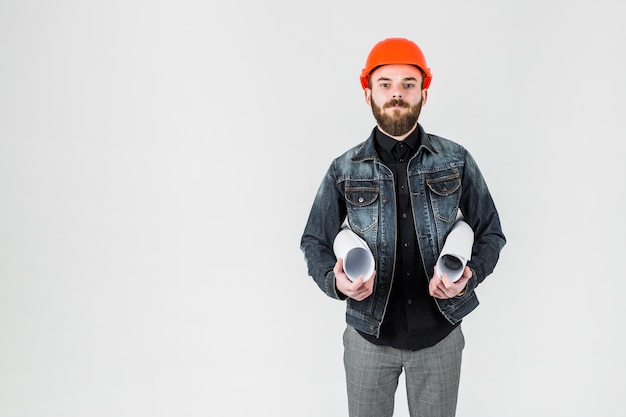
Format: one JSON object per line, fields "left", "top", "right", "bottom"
{"left": 1, "top": 1, "right": 625, "bottom": 416}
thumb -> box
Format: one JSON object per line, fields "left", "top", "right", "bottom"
{"left": 353, "top": 274, "right": 364, "bottom": 286}
{"left": 433, "top": 266, "right": 440, "bottom": 279}
{"left": 334, "top": 258, "right": 344, "bottom": 274}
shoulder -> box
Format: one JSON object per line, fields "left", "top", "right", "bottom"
{"left": 335, "top": 141, "right": 367, "bottom": 161}
{"left": 334, "top": 128, "right": 377, "bottom": 164}
{"left": 330, "top": 141, "right": 366, "bottom": 180}
{"left": 426, "top": 133, "right": 468, "bottom": 157}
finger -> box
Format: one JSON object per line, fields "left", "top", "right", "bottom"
{"left": 432, "top": 277, "right": 454, "bottom": 298}
{"left": 456, "top": 274, "right": 470, "bottom": 287}
{"left": 362, "top": 283, "right": 374, "bottom": 298}
{"left": 432, "top": 288, "right": 446, "bottom": 299}
{"left": 441, "top": 273, "right": 453, "bottom": 289}
{"left": 353, "top": 284, "right": 372, "bottom": 301}
{"left": 353, "top": 275, "right": 364, "bottom": 287}
{"left": 428, "top": 278, "right": 440, "bottom": 296}
{"left": 463, "top": 266, "right": 473, "bottom": 278}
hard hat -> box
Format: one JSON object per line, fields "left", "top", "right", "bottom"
{"left": 360, "top": 38, "right": 432, "bottom": 90}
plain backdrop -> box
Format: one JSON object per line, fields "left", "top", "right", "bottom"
{"left": 1, "top": 1, "right": 625, "bottom": 416}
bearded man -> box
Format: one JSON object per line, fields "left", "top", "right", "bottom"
{"left": 300, "top": 38, "right": 506, "bottom": 417}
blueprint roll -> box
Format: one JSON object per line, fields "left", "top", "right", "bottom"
{"left": 435, "top": 220, "right": 474, "bottom": 282}
{"left": 333, "top": 229, "right": 375, "bottom": 282}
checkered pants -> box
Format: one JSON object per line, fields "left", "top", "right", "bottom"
{"left": 343, "top": 325, "right": 464, "bottom": 417}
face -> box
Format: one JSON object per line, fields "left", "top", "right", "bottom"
{"left": 365, "top": 64, "right": 428, "bottom": 139}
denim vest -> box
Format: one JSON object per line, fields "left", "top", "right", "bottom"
{"left": 301, "top": 126, "right": 506, "bottom": 337}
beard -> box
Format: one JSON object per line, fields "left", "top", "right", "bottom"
{"left": 371, "top": 97, "right": 422, "bottom": 137}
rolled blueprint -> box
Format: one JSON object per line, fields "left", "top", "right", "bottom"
{"left": 333, "top": 228, "right": 375, "bottom": 282}
{"left": 435, "top": 220, "right": 474, "bottom": 282}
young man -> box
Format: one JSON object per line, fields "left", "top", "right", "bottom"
{"left": 300, "top": 37, "right": 506, "bottom": 417}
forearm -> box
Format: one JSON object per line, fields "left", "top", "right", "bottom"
{"left": 466, "top": 230, "right": 506, "bottom": 285}
{"left": 460, "top": 151, "right": 506, "bottom": 286}
{"left": 300, "top": 166, "right": 347, "bottom": 299}
{"left": 300, "top": 234, "right": 343, "bottom": 299}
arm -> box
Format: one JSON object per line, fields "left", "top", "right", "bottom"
{"left": 301, "top": 161, "right": 377, "bottom": 301}
{"left": 457, "top": 150, "right": 506, "bottom": 293}
{"left": 300, "top": 163, "right": 348, "bottom": 299}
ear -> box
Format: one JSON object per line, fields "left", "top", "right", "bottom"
{"left": 364, "top": 88, "right": 372, "bottom": 105}
{"left": 421, "top": 88, "right": 428, "bottom": 106}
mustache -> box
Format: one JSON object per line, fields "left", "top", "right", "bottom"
{"left": 383, "top": 99, "right": 409, "bottom": 109}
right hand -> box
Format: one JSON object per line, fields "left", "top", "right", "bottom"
{"left": 334, "top": 258, "right": 375, "bottom": 301}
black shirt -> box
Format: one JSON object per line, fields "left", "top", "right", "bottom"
{"left": 357, "top": 125, "right": 458, "bottom": 351}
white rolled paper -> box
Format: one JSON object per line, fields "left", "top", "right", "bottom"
{"left": 435, "top": 220, "right": 474, "bottom": 282}
{"left": 333, "top": 228, "right": 375, "bottom": 282}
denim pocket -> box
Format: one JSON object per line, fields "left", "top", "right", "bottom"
{"left": 426, "top": 172, "right": 461, "bottom": 222}
{"left": 345, "top": 181, "right": 379, "bottom": 233}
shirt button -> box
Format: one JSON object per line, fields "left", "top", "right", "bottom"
{"left": 358, "top": 197, "right": 364, "bottom": 203}
{"left": 404, "top": 243, "right": 410, "bottom": 247}
{"left": 402, "top": 213, "right": 408, "bottom": 218}
{"left": 407, "top": 299, "right": 413, "bottom": 305}
{"left": 382, "top": 241, "right": 388, "bottom": 248}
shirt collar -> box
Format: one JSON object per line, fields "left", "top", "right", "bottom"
{"left": 352, "top": 123, "right": 438, "bottom": 163}
{"left": 374, "top": 124, "right": 422, "bottom": 154}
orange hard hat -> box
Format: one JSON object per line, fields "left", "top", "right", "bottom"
{"left": 360, "top": 38, "right": 432, "bottom": 90}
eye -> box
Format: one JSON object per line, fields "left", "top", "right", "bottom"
{"left": 379, "top": 82, "right": 390, "bottom": 88}
{"left": 404, "top": 83, "right": 415, "bottom": 88}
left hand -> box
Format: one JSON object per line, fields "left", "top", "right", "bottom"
{"left": 429, "top": 266, "right": 472, "bottom": 299}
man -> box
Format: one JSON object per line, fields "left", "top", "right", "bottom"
{"left": 300, "top": 37, "right": 505, "bottom": 417}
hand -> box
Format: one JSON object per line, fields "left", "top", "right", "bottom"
{"left": 429, "top": 266, "right": 471, "bottom": 299}
{"left": 334, "top": 258, "right": 375, "bottom": 301}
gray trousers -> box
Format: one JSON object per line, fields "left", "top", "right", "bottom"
{"left": 343, "top": 325, "right": 464, "bottom": 417}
